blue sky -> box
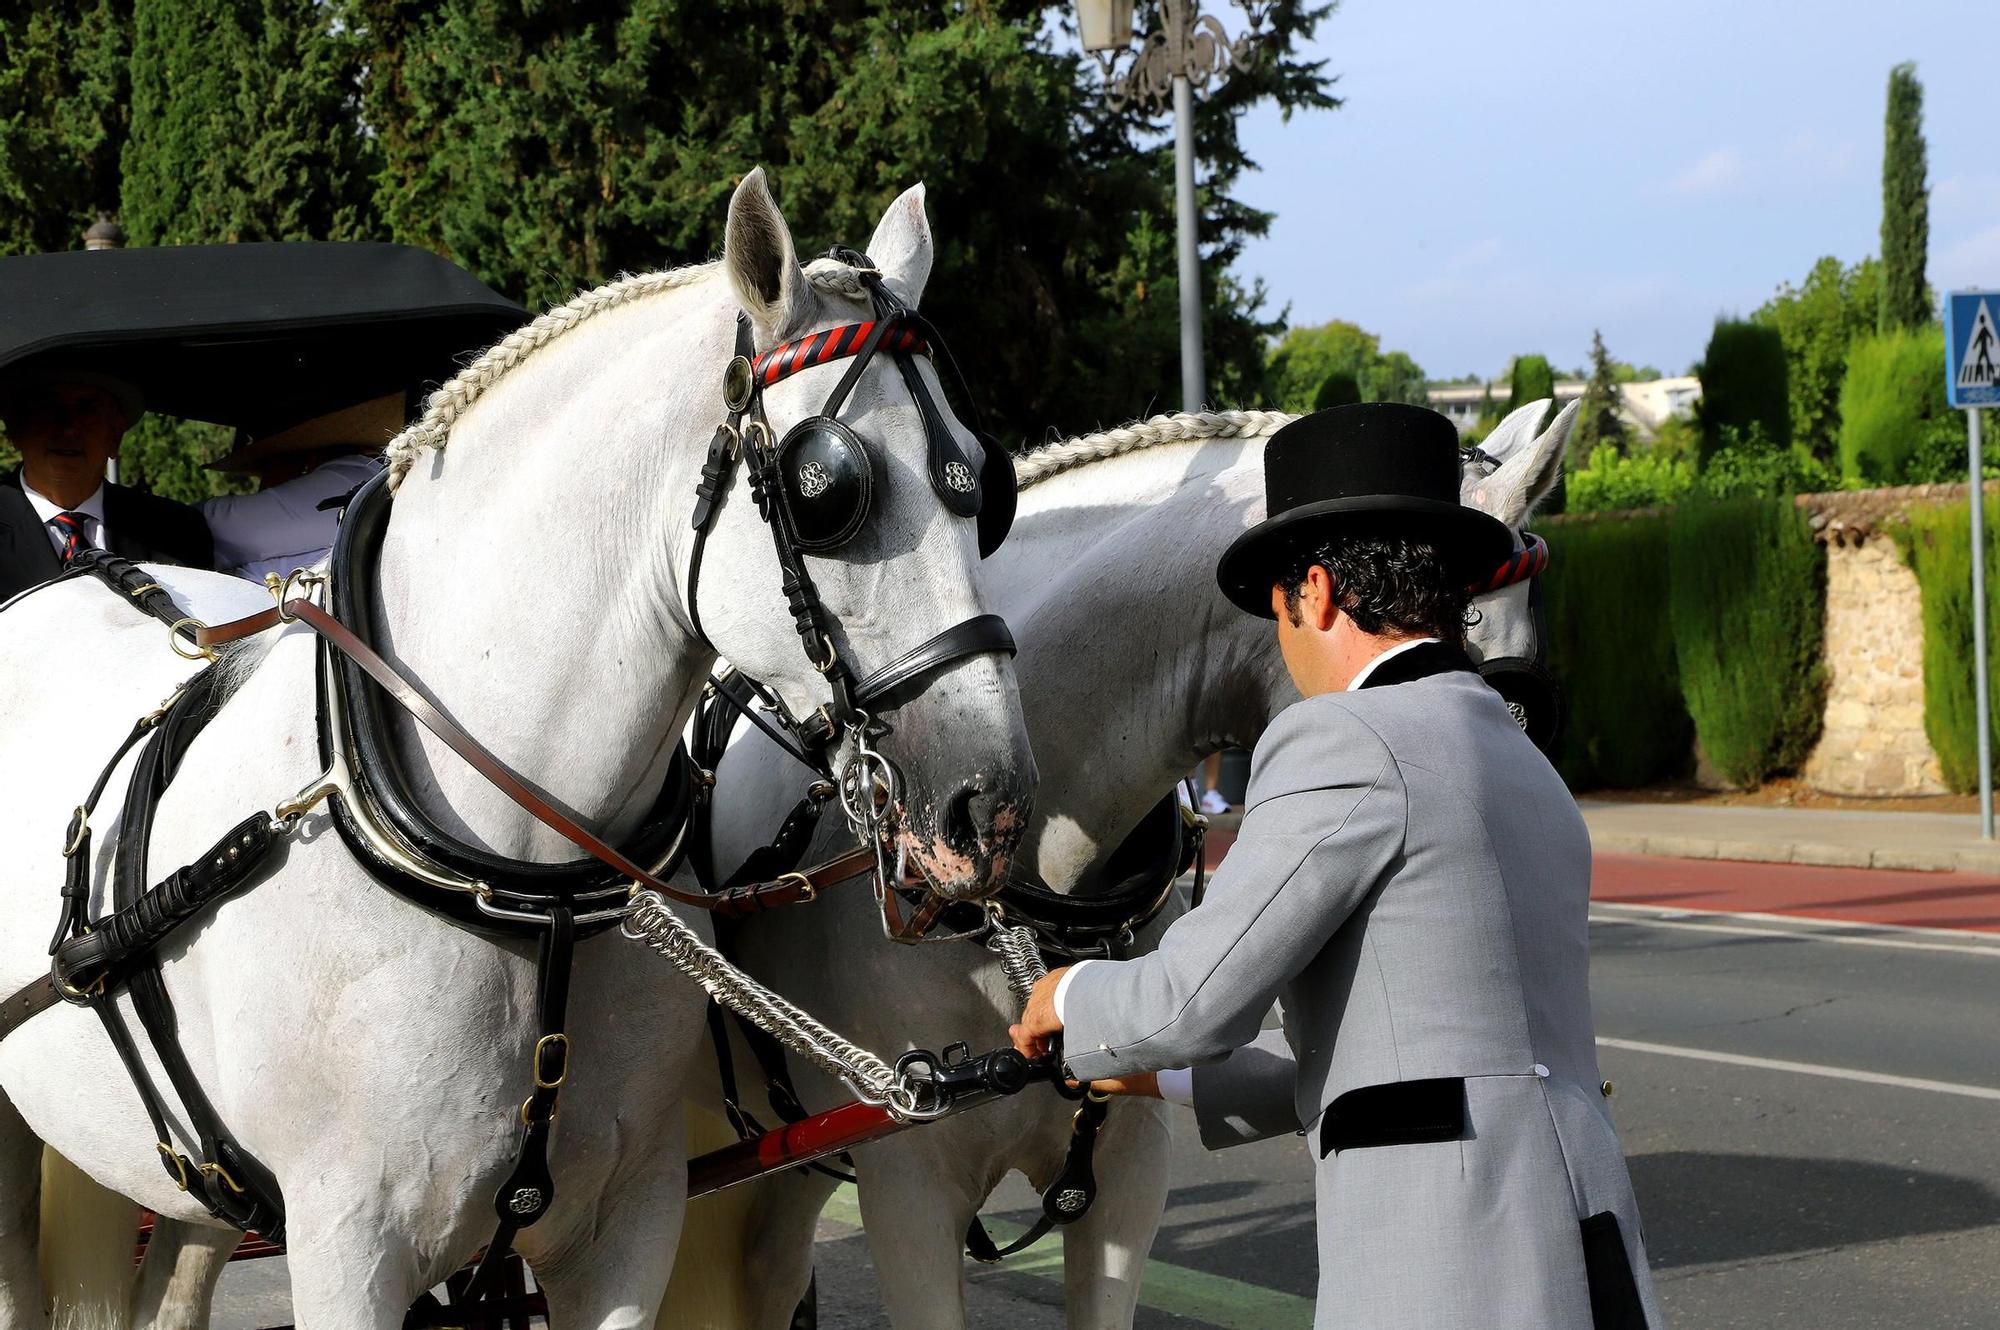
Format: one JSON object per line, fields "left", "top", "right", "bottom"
{"left": 1219, "top": 0, "right": 1997, "bottom": 380}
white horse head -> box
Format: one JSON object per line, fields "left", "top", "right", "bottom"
{"left": 377, "top": 169, "right": 1033, "bottom": 900}
{"left": 1461, "top": 398, "right": 1575, "bottom": 743}
{"left": 709, "top": 173, "right": 1035, "bottom": 896}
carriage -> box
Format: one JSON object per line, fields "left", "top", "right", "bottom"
{"left": 0, "top": 180, "right": 1565, "bottom": 1330}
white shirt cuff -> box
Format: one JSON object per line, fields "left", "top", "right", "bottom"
{"left": 1052, "top": 959, "right": 1096, "bottom": 1023}
{"left": 1156, "top": 1067, "right": 1195, "bottom": 1106}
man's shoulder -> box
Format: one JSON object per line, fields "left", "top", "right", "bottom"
{"left": 1246, "top": 693, "right": 1398, "bottom": 802}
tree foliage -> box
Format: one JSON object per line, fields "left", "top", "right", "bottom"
{"left": 120, "top": 0, "right": 377, "bottom": 246}
{"left": 1312, "top": 370, "right": 1360, "bottom": 410}
{"left": 0, "top": 0, "right": 129, "bottom": 255}
{"left": 1573, "top": 329, "right": 1627, "bottom": 461}
{"left": 1879, "top": 61, "right": 1930, "bottom": 333}
{"left": 1695, "top": 319, "right": 1789, "bottom": 461}
{"left": 351, "top": 0, "right": 1339, "bottom": 441}
{"left": 1751, "top": 255, "right": 1882, "bottom": 463}
{"left": 1265, "top": 317, "right": 1426, "bottom": 413}
{"left": 1896, "top": 498, "right": 2000, "bottom": 793}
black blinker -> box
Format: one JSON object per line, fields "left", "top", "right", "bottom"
{"left": 777, "top": 418, "right": 872, "bottom": 551}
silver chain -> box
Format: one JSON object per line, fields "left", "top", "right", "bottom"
{"left": 619, "top": 890, "right": 945, "bottom": 1120}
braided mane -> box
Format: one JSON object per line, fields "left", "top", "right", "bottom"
{"left": 1012, "top": 409, "right": 1298, "bottom": 489}
{"left": 383, "top": 257, "right": 876, "bottom": 490}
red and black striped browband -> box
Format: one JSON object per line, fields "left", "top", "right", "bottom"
{"left": 1479, "top": 532, "right": 1549, "bottom": 593}
{"left": 751, "top": 320, "right": 929, "bottom": 389}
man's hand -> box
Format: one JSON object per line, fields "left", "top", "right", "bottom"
{"left": 1009, "top": 965, "right": 1067, "bottom": 1058}
{"left": 1083, "top": 1073, "right": 1160, "bottom": 1098}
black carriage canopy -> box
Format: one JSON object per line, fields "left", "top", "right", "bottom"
{"left": 0, "top": 242, "right": 527, "bottom": 432}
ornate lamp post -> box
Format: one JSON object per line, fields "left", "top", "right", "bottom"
{"left": 1077, "top": 1, "right": 1266, "bottom": 412}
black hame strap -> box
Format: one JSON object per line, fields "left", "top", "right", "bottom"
{"left": 461, "top": 906, "right": 576, "bottom": 1302}
{"left": 965, "top": 1093, "right": 1111, "bottom": 1262}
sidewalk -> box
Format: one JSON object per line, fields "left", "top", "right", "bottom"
{"left": 1578, "top": 799, "right": 2000, "bottom": 874}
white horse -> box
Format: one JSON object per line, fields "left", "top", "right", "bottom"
{"left": 683, "top": 399, "right": 1577, "bottom": 1327}
{"left": 0, "top": 170, "right": 1033, "bottom": 1330}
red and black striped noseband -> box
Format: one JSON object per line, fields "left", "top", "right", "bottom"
{"left": 1479, "top": 532, "right": 1549, "bottom": 593}
{"left": 752, "top": 320, "right": 930, "bottom": 390}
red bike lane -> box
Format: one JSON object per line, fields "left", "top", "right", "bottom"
{"left": 1200, "top": 829, "right": 2000, "bottom": 933}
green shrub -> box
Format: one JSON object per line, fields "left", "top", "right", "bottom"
{"left": 1696, "top": 320, "right": 1791, "bottom": 460}
{"left": 1567, "top": 444, "right": 1695, "bottom": 513}
{"left": 1542, "top": 515, "right": 1691, "bottom": 788}
{"left": 1698, "top": 425, "right": 1838, "bottom": 499}
{"left": 1894, "top": 498, "right": 2000, "bottom": 793}
{"left": 1668, "top": 496, "right": 1826, "bottom": 786}
{"left": 1838, "top": 323, "right": 1952, "bottom": 486}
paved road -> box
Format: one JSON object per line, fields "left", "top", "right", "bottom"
{"left": 208, "top": 860, "right": 2000, "bottom": 1327}
{"left": 798, "top": 880, "right": 2000, "bottom": 1328}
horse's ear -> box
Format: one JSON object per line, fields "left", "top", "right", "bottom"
{"left": 1465, "top": 400, "right": 1577, "bottom": 526}
{"left": 725, "top": 168, "right": 806, "bottom": 337}
{"left": 865, "top": 183, "right": 933, "bottom": 308}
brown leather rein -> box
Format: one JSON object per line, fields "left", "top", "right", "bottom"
{"left": 196, "top": 598, "right": 875, "bottom": 918}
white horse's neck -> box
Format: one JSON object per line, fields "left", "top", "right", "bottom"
{"left": 997, "top": 437, "right": 1295, "bottom": 890}
{"left": 370, "top": 278, "right": 734, "bottom": 859}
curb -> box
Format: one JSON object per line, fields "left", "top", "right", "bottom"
{"left": 1584, "top": 830, "right": 2000, "bottom": 876}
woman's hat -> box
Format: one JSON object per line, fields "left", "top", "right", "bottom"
{"left": 1216, "top": 402, "right": 1514, "bottom": 618}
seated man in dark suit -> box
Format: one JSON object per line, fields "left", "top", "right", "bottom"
{"left": 0, "top": 369, "right": 213, "bottom": 603}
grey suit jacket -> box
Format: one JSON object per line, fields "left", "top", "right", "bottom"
{"left": 1063, "top": 646, "right": 1660, "bottom": 1327}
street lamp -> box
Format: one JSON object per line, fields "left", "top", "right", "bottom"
{"left": 1077, "top": 0, "right": 1267, "bottom": 412}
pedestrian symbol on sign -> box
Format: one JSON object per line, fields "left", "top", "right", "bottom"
{"left": 1960, "top": 299, "right": 1999, "bottom": 393}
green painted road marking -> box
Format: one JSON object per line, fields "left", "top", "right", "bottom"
{"left": 817, "top": 1191, "right": 1314, "bottom": 1329}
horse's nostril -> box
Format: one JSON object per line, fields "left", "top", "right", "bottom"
{"left": 944, "top": 776, "right": 1004, "bottom": 849}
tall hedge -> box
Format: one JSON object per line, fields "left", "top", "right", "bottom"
{"left": 1837, "top": 323, "right": 1955, "bottom": 486}
{"left": 1697, "top": 319, "right": 1790, "bottom": 461}
{"left": 1543, "top": 516, "right": 1691, "bottom": 788}
{"left": 1895, "top": 498, "right": 2000, "bottom": 793}
{"left": 1667, "top": 496, "right": 1826, "bottom": 786}
{"left": 1509, "top": 354, "right": 1556, "bottom": 430}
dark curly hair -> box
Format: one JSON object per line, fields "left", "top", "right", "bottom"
{"left": 1277, "top": 532, "right": 1475, "bottom": 646}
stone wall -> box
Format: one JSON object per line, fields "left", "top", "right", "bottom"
{"left": 1801, "top": 536, "right": 1945, "bottom": 795}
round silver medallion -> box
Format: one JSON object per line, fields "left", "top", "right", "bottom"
{"left": 943, "top": 460, "right": 976, "bottom": 493}
{"left": 508, "top": 1187, "right": 544, "bottom": 1215}
{"left": 1055, "top": 1187, "right": 1088, "bottom": 1214}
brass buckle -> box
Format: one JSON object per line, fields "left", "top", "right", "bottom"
{"left": 63, "top": 806, "right": 89, "bottom": 858}
{"left": 197, "top": 1160, "right": 247, "bottom": 1194}
{"left": 127, "top": 582, "right": 161, "bottom": 598}
{"left": 533, "top": 1033, "right": 571, "bottom": 1090}
{"left": 157, "top": 1142, "right": 190, "bottom": 1192}
{"left": 167, "top": 617, "right": 215, "bottom": 662}
{"left": 812, "top": 635, "right": 840, "bottom": 675}
{"left": 51, "top": 965, "right": 105, "bottom": 1001}
{"left": 519, "top": 1095, "right": 559, "bottom": 1127}
{"left": 776, "top": 871, "right": 817, "bottom": 904}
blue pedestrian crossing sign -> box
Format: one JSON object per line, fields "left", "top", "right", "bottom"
{"left": 1948, "top": 290, "right": 2000, "bottom": 407}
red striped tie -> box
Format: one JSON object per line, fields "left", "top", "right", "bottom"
{"left": 49, "top": 511, "right": 92, "bottom": 564}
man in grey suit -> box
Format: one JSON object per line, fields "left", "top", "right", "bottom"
{"left": 1012, "top": 402, "right": 1658, "bottom": 1328}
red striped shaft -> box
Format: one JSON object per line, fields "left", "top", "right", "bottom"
{"left": 687, "top": 1099, "right": 905, "bottom": 1197}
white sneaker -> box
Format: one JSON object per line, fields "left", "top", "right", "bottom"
{"left": 1198, "top": 788, "right": 1230, "bottom": 816}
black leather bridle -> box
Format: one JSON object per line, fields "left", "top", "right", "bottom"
{"left": 683, "top": 250, "right": 1019, "bottom": 879}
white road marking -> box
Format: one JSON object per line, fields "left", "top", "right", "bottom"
{"left": 1596, "top": 1036, "right": 2000, "bottom": 1102}
{"left": 1589, "top": 902, "right": 2000, "bottom": 958}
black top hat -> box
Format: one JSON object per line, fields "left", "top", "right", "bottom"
{"left": 1216, "top": 402, "right": 1514, "bottom": 618}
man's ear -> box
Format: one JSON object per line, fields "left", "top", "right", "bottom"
{"left": 1306, "top": 565, "right": 1342, "bottom": 632}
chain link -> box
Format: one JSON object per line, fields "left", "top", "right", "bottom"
{"left": 620, "top": 890, "right": 946, "bottom": 1120}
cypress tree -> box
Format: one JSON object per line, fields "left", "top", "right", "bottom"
{"left": 1574, "top": 330, "right": 1628, "bottom": 461}
{"left": 121, "top": 0, "right": 376, "bottom": 246}
{"left": 1879, "top": 61, "right": 1930, "bottom": 332}
{"left": 1312, "top": 371, "right": 1361, "bottom": 411}
{"left": 0, "top": 0, "right": 130, "bottom": 255}
{"left": 1696, "top": 319, "right": 1790, "bottom": 462}
{"left": 1509, "top": 354, "right": 1556, "bottom": 431}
